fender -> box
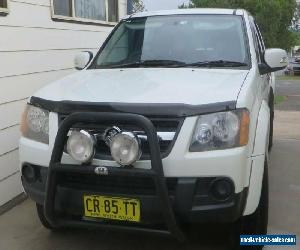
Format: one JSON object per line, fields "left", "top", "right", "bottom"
{"left": 244, "top": 100, "right": 270, "bottom": 215}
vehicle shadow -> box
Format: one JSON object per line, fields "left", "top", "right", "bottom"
{"left": 47, "top": 223, "right": 233, "bottom": 250}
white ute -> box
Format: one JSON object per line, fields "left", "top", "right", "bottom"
{"left": 19, "top": 8, "right": 287, "bottom": 248}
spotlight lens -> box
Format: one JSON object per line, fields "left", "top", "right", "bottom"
{"left": 110, "top": 132, "right": 141, "bottom": 166}
{"left": 67, "top": 130, "right": 95, "bottom": 163}
{"left": 211, "top": 179, "right": 234, "bottom": 201}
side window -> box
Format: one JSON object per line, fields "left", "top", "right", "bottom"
{"left": 108, "top": 0, "right": 119, "bottom": 22}
{"left": 97, "top": 25, "right": 129, "bottom": 64}
{"left": 0, "top": 0, "right": 8, "bottom": 14}
{"left": 53, "top": 0, "right": 71, "bottom": 17}
{"left": 74, "top": 0, "right": 107, "bottom": 21}
{"left": 97, "top": 20, "right": 145, "bottom": 65}
{"left": 105, "top": 31, "right": 129, "bottom": 63}
{"left": 52, "top": 0, "right": 119, "bottom": 24}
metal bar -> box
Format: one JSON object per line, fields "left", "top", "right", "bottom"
{"left": 68, "top": 129, "right": 176, "bottom": 141}
{"left": 44, "top": 112, "right": 185, "bottom": 241}
{"left": 53, "top": 164, "right": 157, "bottom": 177}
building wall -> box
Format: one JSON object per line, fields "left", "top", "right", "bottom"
{"left": 0, "top": 0, "right": 127, "bottom": 206}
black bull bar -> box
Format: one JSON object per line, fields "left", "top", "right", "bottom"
{"left": 44, "top": 112, "right": 185, "bottom": 241}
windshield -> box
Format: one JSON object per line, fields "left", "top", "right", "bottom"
{"left": 92, "top": 15, "right": 250, "bottom": 68}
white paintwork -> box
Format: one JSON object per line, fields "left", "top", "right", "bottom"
{"left": 252, "top": 101, "right": 270, "bottom": 157}
{"left": 19, "top": 9, "right": 285, "bottom": 220}
{"left": 74, "top": 52, "right": 93, "bottom": 70}
{"left": 264, "top": 48, "right": 288, "bottom": 70}
{"left": 244, "top": 101, "right": 270, "bottom": 215}
{"left": 0, "top": 0, "right": 128, "bottom": 206}
{"left": 243, "top": 154, "right": 265, "bottom": 215}
{"left": 34, "top": 68, "right": 249, "bottom": 105}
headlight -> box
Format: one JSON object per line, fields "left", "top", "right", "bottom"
{"left": 21, "top": 105, "right": 49, "bottom": 144}
{"left": 67, "top": 130, "right": 95, "bottom": 163}
{"left": 109, "top": 132, "right": 141, "bottom": 166}
{"left": 189, "top": 109, "right": 250, "bottom": 152}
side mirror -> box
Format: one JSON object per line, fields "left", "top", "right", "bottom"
{"left": 259, "top": 48, "right": 288, "bottom": 74}
{"left": 74, "top": 51, "right": 93, "bottom": 70}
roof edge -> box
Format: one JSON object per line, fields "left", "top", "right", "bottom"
{"left": 123, "top": 8, "right": 246, "bottom": 19}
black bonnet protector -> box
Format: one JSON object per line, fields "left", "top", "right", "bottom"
{"left": 30, "top": 96, "right": 236, "bottom": 117}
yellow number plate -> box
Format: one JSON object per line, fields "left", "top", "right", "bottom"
{"left": 83, "top": 195, "right": 141, "bottom": 222}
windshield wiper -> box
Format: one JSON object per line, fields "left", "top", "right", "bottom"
{"left": 100, "top": 60, "right": 186, "bottom": 68}
{"left": 98, "top": 60, "right": 247, "bottom": 69}
{"left": 140, "top": 59, "right": 187, "bottom": 67}
{"left": 181, "top": 60, "right": 248, "bottom": 68}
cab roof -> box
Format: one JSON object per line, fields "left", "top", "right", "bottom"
{"left": 125, "top": 8, "right": 246, "bottom": 19}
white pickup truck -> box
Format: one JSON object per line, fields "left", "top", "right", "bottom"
{"left": 19, "top": 8, "right": 287, "bottom": 248}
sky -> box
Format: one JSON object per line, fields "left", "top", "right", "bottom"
{"left": 143, "top": 0, "right": 190, "bottom": 11}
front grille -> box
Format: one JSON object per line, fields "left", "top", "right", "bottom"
{"left": 60, "top": 115, "right": 183, "bottom": 160}
{"left": 58, "top": 172, "right": 178, "bottom": 196}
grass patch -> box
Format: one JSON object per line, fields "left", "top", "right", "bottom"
{"left": 277, "top": 75, "right": 300, "bottom": 80}
{"left": 275, "top": 95, "right": 287, "bottom": 105}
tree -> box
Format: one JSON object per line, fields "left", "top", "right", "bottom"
{"left": 179, "top": 0, "right": 297, "bottom": 50}
{"left": 132, "top": 0, "right": 146, "bottom": 13}
{"left": 291, "top": 1, "right": 300, "bottom": 30}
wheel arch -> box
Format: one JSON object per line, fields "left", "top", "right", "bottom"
{"left": 243, "top": 100, "right": 270, "bottom": 215}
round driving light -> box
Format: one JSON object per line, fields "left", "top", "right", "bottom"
{"left": 67, "top": 130, "right": 95, "bottom": 163}
{"left": 110, "top": 132, "right": 141, "bottom": 166}
{"left": 210, "top": 178, "right": 234, "bottom": 201}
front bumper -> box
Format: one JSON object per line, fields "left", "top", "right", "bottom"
{"left": 22, "top": 164, "right": 248, "bottom": 225}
